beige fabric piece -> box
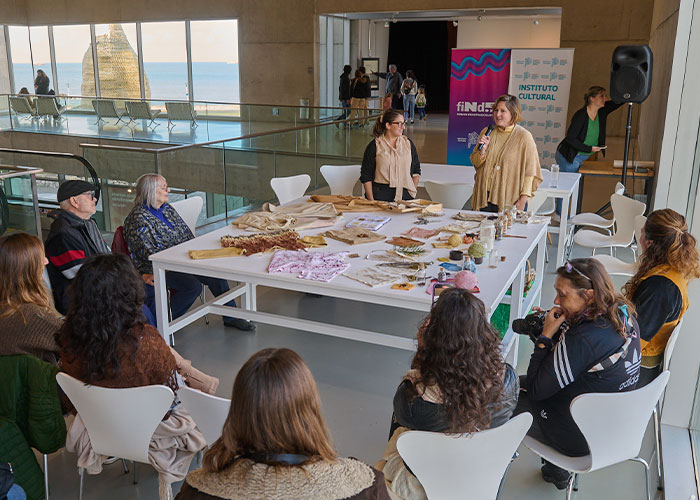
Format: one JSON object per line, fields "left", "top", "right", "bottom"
{"left": 374, "top": 135, "right": 418, "bottom": 202}
{"left": 263, "top": 201, "right": 339, "bottom": 219}
{"left": 469, "top": 124, "right": 543, "bottom": 211}
{"left": 324, "top": 227, "right": 386, "bottom": 245}
{"left": 300, "top": 235, "right": 328, "bottom": 248}
{"left": 67, "top": 409, "right": 205, "bottom": 500}
{"left": 169, "top": 348, "right": 219, "bottom": 394}
{"left": 308, "top": 195, "right": 387, "bottom": 212}
{"left": 379, "top": 427, "right": 427, "bottom": 500}
{"left": 343, "top": 267, "right": 400, "bottom": 287}
{"left": 232, "top": 212, "right": 296, "bottom": 231}
{"left": 189, "top": 248, "right": 245, "bottom": 259}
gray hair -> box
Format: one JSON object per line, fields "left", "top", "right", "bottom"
{"left": 133, "top": 173, "right": 165, "bottom": 207}
{"left": 389, "top": 64, "right": 397, "bottom": 71}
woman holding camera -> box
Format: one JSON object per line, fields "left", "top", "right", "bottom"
{"left": 624, "top": 209, "right": 700, "bottom": 386}
{"left": 516, "top": 258, "right": 641, "bottom": 490}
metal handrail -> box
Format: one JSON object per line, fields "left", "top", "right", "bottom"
{"left": 0, "top": 148, "right": 102, "bottom": 201}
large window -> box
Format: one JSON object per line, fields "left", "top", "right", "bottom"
{"left": 190, "top": 20, "right": 239, "bottom": 102}
{"left": 7, "top": 26, "right": 32, "bottom": 92}
{"left": 28, "top": 26, "right": 53, "bottom": 92}
{"left": 94, "top": 23, "right": 141, "bottom": 99}
{"left": 53, "top": 24, "right": 93, "bottom": 97}
{"left": 141, "top": 21, "right": 188, "bottom": 100}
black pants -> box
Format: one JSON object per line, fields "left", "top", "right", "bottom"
{"left": 479, "top": 202, "right": 500, "bottom": 213}
{"left": 368, "top": 182, "right": 414, "bottom": 202}
{"left": 638, "top": 365, "right": 661, "bottom": 388}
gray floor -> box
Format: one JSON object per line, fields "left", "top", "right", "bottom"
{"left": 42, "top": 236, "right": 661, "bottom": 500}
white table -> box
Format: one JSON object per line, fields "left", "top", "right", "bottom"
{"left": 150, "top": 207, "right": 547, "bottom": 366}
{"left": 419, "top": 163, "right": 580, "bottom": 266}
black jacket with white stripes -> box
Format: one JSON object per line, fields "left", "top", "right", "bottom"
{"left": 526, "top": 311, "right": 641, "bottom": 457}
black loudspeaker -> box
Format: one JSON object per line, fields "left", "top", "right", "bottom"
{"left": 610, "top": 45, "right": 653, "bottom": 103}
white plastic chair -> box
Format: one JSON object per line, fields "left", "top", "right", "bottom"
{"left": 170, "top": 196, "right": 203, "bottom": 233}
{"left": 574, "top": 194, "right": 646, "bottom": 257}
{"left": 36, "top": 97, "right": 65, "bottom": 122}
{"left": 569, "top": 182, "right": 625, "bottom": 235}
{"left": 9, "top": 96, "right": 36, "bottom": 121}
{"left": 125, "top": 101, "right": 161, "bottom": 130}
{"left": 178, "top": 386, "right": 230, "bottom": 446}
{"left": 591, "top": 214, "right": 646, "bottom": 275}
{"left": 55, "top": 372, "right": 176, "bottom": 499}
{"left": 320, "top": 165, "right": 361, "bottom": 195}
{"left": 524, "top": 371, "right": 670, "bottom": 500}
{"left": 165, "top": 102, "right": 198, "bottom": 129}
{"left": 396, "top": 413, "right": 533, "bottom": 500}
{"left": 424, "top": 181, "right": 474, "bottom": 210}
{"left": 270, "top": 174, "right": 311, "bottom": 205}
{"left": 92, "top": 99, "right": 126, "bottom": 125}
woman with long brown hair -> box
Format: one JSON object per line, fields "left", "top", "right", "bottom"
{"left": 176, "top": 348, "right": 390, "bottom": 500}
{"left": 377, "top": 288, "right": 518, "bottom": 500}
{"left": 516, "top": 258, "right": 641, "bottom": 490}
{"left": 624, "top": 208, "right": 700, "bottom": 386}
{"left": 0, "top": 232, "right": 61, "bottom": 364}
{"left": 360, "top": 108, "right": 421, "bottom": 202}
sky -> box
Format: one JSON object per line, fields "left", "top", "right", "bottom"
{"left": 8, "top": 20, "right": 239, "bottom": 64}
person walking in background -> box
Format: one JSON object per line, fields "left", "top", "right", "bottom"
{"left": 373, "top": 64, "right": 403, "bottom": 110}
{"left": 415, "top": 86, "right": 427, "bottom": 120}
{"left": 358, "top": 66, "right": 372, "bottom": 126}
{"left": 401, "top": 70, "right": 418, "bottom": 124}
{"left": 336, "top": 65, "right": 352, "bottom": 127}
{"left": 34, "top": 70, "right": 50, "bottom": 95}
{"left": 350, "top": 69, "right": 370, "bottom": 127}
{"left": 383, "top": 92, "right": 393, "bottom": 111}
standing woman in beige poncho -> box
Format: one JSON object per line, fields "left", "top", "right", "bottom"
{"left": 361, "top": 109, "right": 421, "bottom": 202}
{"left": 470, "top": 94, "right": 542, "bottom": 212}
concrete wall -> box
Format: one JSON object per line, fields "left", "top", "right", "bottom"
{"left": 456, "top": 15, "right": 561, "bottom": 49}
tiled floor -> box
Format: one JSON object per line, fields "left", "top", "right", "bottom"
{"left": 40, "top": 238, "right": 660, "bottom": 500}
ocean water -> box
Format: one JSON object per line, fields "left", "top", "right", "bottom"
{"left": 12, "top": 62, "right": 240, "bottom": 103}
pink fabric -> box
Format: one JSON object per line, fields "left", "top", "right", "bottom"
{"left": 402, "top": 227, "right": 439, "bottom": 239}
{"left": 268, "top": 250, "right": 349, "bottom": 282}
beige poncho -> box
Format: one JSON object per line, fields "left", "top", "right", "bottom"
{"left": 470, "top": 124, "right": 542, "bottom": 211}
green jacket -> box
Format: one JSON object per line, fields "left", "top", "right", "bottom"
{"left": 0, "top": 355, "right": 66, "bottom": 500}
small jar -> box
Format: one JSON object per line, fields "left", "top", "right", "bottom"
{"left": 489, "top": 249, "right": 499, "bottom": 268}
{"left": 479, "top": 219, "right": 496, "bottom": 252}
{"left": 495, "top": 217, "right": 503, "bottom": 240}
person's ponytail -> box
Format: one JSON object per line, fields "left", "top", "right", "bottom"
{"left": 372, "top": 108, "right": 402, "bottom": 138}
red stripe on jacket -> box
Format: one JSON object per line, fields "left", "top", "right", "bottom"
{"left": 48, "top": 249, "right": 86, "bottom": 267}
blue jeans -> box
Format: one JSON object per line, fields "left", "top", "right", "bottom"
{"left": 145, "top": 271, "right": 237, "bottom": 321}
{"left": 337, "top": 100, "right": 350, "bottom": 121}
{"left": 554, "top": 149, "right": 589, "bottom": 215}
{"left": 416, "top": 107, "right": 426, "bottom": 119}
{"left": 8, "top": 484, "right": 27, "bottom": 500}
{"left": 403, "top": 94, "right": 416, "bottom": 121}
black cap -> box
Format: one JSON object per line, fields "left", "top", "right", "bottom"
{"left": 57, "top": 180, "right": 97, "bottom": 203}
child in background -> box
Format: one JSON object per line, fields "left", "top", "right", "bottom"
{"left": 383, "top": 92, "right": 393, "bottom": 111}
{"left": 416, "top": 86, "right": 427, "bottom": 120}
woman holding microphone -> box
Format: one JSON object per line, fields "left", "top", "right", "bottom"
{"left": 470, "top": 94, "right": 542, "bottom": 212}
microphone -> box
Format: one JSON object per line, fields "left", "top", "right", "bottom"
{"left": 477, "top": 124, "right": 495, "bottom": 151}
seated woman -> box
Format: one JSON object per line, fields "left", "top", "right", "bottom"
{"left": 377, "top": 288, "right": 518, "bottom": 500}
{"left": 624, "top": 208, "right": 700, "bottom": 386}
{"left": 516, "top": 258, "right": 641, "bottom": 490}
{"left": 0, "top": 233, "right": 61, "bottom": 364}
{"left": 361, "top": 109, "right": 421, "bottom": 202}
{"left": 123, "top": 173, "right": 254, "bottom": 331}
{"left": 57, "top": 254, "right": 210, "bottom": 500}
{"left": 176, "top": 348, "right": 390, "bottom": 500}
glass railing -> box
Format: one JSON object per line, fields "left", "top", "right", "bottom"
{"left": 0, "top": 93, "right": 382, "bottom": 146}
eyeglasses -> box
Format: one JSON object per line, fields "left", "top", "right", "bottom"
{"left": 390, "top": 121, "right": 406, "bottom": 127}
{"left": 79, "top": 191, "right": 96, "bottom": 199}
{"left": 564, "top": 260, "right": 592, "bottom": 284}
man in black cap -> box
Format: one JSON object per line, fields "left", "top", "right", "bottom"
{"left": 45, "top": 180, "right": 111, "bottom": 314}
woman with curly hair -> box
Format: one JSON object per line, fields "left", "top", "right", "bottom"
{"left": 176, "top": 348, "right": 390, "bottom": 500}
{"left": 0, "top": 232, "right": 61, "bottom": 364}
{"left": 623, "top": 209, "right": 700, "bottom": 386}
{"left": 376, "top": 288, "right": 518, "bottom": 500}
{"left": 57, "top": 254, "right": 207, "bottom": 500}
{"left": 517, "top": 258, "right": 641, "bottom": 490}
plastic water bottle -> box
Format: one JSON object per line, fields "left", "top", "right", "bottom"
{"left": 550, "top": 164, "right": 560, "bottom": 188}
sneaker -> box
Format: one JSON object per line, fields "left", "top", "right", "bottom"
{"left": 541, "top": 461, "right": 571, "bottom": 490}
{"left": 223, "top": 317, "right": 256, "bottom": 331}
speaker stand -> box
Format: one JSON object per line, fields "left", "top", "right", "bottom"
{"left": 621, "top": 102, "right": 634, "bottom": 189}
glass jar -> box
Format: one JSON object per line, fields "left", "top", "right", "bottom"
{"left": 480, "top": 219, "right": 496, "bottom": 252}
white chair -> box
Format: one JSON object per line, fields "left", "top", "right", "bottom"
{"left": 177, "top": 386, "right": 230, "bottom": 446}
{"left": 92, "top": 99, "right": 127, "bottom": 125}
{"left": 535, "top": 167, "right": 556, "bottom": 217}
{"left": 170, "top": 196, "right": 208, "bottom": 329}
{"left": 424, "top": 181, "right": 474, "bottom": 210}
{"left": 569, "top": 182, "right": 625, "bottom": 235}
{"left": 165, "top": 101, "right": 198, "bottom": 130}
{"left": 270, "top": 174, "right": 311, "bottom": 205}
{"left": 574, "top": 194, "right": 646, "bottom": 257}
{"left": 320, "top": 164, "right": 361, "bottom": 195}
{"left": 36, "top": 97, "right": 65, "bottom": 122}
{"left": 9, "top": 96, "right": 36, "bottom": 121}
{"left": 591, "top": 214, "right": 646, "bottom": 276}
{"left": 125, "top": 101, "right": 161, "bottom": 130}
{"left": 396, "top": 413, "right": 533, "bottom": 500}
{"left": 524, "top": 371, "right": 670, "bottom": 500}
{"left": 55, "top": 372, "right": 175, "bottom": 499}
{"left": 170, "top": 196, "right": 203, "bottom": 233}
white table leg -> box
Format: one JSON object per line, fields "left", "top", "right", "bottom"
{"left": 250, "top": 284, "right": 258, "bottom": 312}
{"left": 153, "top": 263, "right": 170, "bottom": 343}
{"left": 506, "top": 263, "right": 526, "bottom": 366}
{"left": 557, "top": 194, "right": 570, "bottom": 267}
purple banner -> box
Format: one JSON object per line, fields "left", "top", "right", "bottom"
{"left": 447, "top": 49, "right": 511, "bottom": 165}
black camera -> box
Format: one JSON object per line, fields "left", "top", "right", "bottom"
{"left": 512, "top": 310, "right": 563, "bottom": 343}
